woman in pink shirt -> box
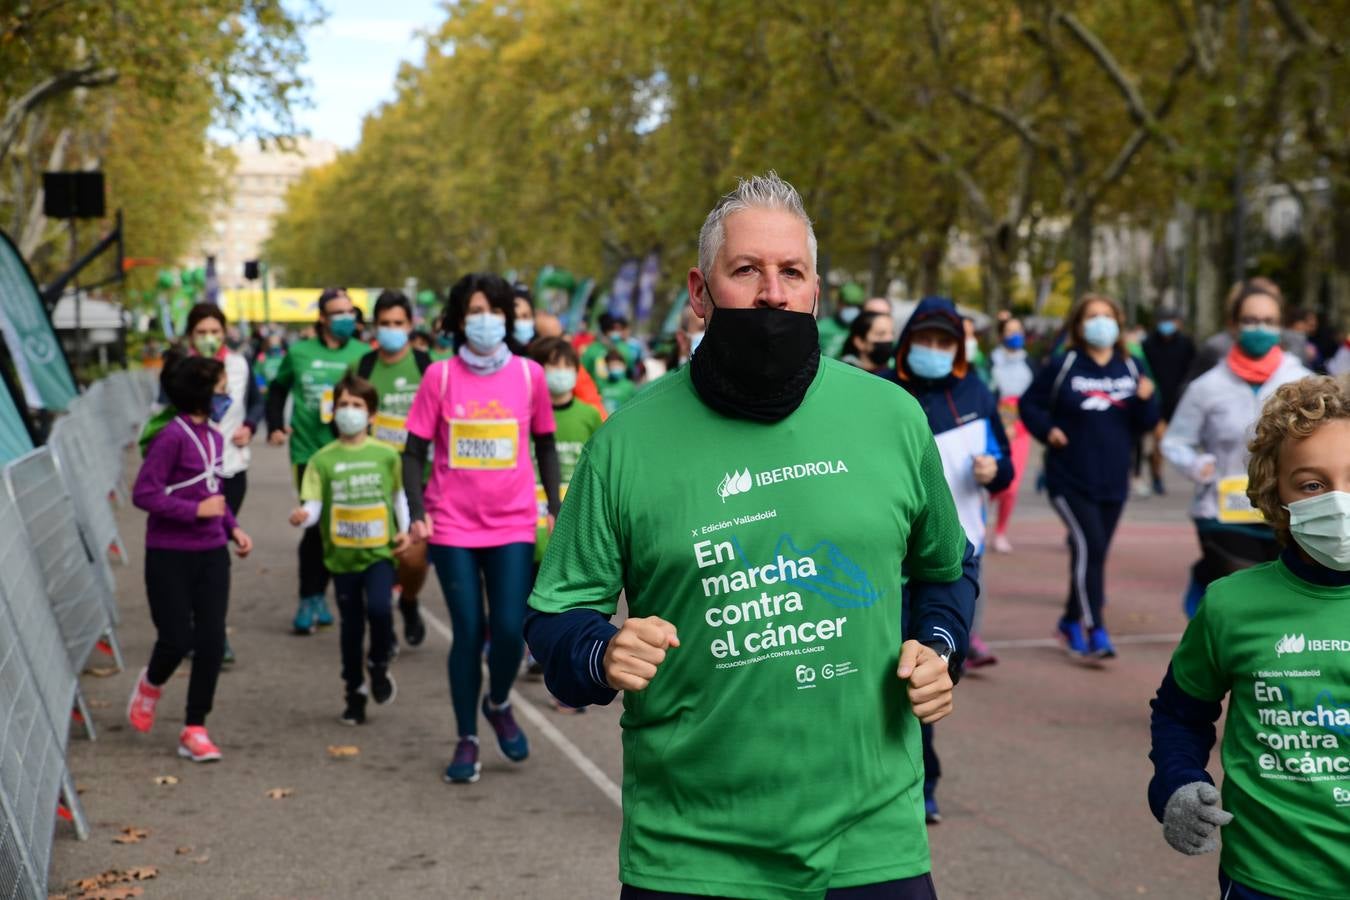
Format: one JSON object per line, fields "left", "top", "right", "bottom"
{"left": 404, "top": 273, "right": 561, "bottom": 784}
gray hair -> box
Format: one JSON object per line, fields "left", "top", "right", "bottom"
{"left": 697, "top": 171, "right": 817, "bottom": 278}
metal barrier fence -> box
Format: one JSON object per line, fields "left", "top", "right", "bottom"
{"left": 0, "top": 367, "right": 156, "bottom": 898}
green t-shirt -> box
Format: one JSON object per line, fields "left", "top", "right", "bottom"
{"left": 358, "top": 351, "right": 423, "bottom": 453}
{"left": 598, "top": 376, "right": 636, "bottom": 414}
{"left": 299, "top": 437, "right": 404, "bottom": 574}
{"left": 271, "top": 337, "right": 371, "bottom": 465}
{"left": 258, "top": 352, "right": 283, "bottom": 386}
{"left": 1170, "top": 560, "right": 1350, "bottom": 899}
{"left": 816, "top": 313, "right": 852, "bottom": 360}
{"left": 581, "top": 338, "right": 634, "bottom": 382}
{"left": 534, "top": 399, "right": 604, "bottom": 561}
{"left": 530, "top": 361, "right": 966, "bottom": 899}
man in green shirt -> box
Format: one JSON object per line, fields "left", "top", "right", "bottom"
{"left": 354, "top": 290, "right": 433, "bottom": 648}
{"left": 816, "top": 282, "right": 865, "bottom": 360}
{"left": 526, "top": 174, "right": 977, "bottom": 900}
{"left": 266, "top": 287, "right": 371, "bottom": 635}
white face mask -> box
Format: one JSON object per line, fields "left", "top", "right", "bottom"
{"left": 334, "top": 406, "right": 369, "bottom": 437}
{"left": 1285, "top": 491, "right": 1350, "bottom": 571}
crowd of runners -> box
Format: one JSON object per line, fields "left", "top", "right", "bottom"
{"left": 119, "top": 173, "right": 1348, "bottom": 899}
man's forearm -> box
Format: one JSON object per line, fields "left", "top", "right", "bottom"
{"left": 524, "top": 607, "right": 620, "bottom": 708}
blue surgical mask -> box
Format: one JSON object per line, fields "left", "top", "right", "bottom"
{"left": 514, "top": 320, "right": 536, "bottom": 345}
{"left": 209, "top": 393, "right": 232, "bottom": 423}
{"left": 1237, "top": 325, "right": 1280, "bottom": 359}
{"left": 839, "top": 306, "right": 861, "bottom": 325}
{"left": 464, "top": 313, "right": 506, "bottom": 352}
{"left": 688, "top": 331, "right": 705, "bottom": 356}
{"left": 435, "top": 333, "right": 454, "bottom": 350}
{"left": 377, "top": 327, "right": 408, "bottom": 354}
{"left": 545, "top": 367, "right": 577, "bottom": 396}
{"left": 334, "top": 406, "right": 369, "bottom": 437}
{"left": 1082, "top": 315, "right": 1120, "bottom": 349}
{"left": 1003, "top": 333, "right": 1025, "bottom": 351}
{"left": 907, "top": 344, "right": 955, "bottom": 380}
{"left": 328, "top": 313, "right": 357, "bottom": 341}
{"left": 1157, "top": 320, "right": 1179, "bottom": 337}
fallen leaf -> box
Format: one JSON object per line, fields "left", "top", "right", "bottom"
{"left": 264, "top": 787, "right": 293, "bottom": 799}
{"left": 123, "top": 867, "right": 157, "bottom": 881}
{"left": 326, "top": 744, "right": 360, "bottom": 758}
{"left": 174, "top": 846, "right": 193, "bottom": 856}
{"left": 47, "top": 893, "right": 69, "bottom": 900}
{"left": 85, "top": 665, "right": 118, "bottom": 678}
{"left": 78, "top": 887, "right": 142, "bottom": 900}
{"left": 191, "top": 853, "right": 210, "bottom": 865}
{"left": 152, "top": 775, "right": 179, "bottom": 786}
{"left": 112, "top": 827, "right": 149, "bottom": 845}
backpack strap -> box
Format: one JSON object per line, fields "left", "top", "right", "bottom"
{"left": 1049, "top": 351, "right": 1077, "bottom": 414}
{"left": 357, "top": 351, "right": 377, "bottom": 380}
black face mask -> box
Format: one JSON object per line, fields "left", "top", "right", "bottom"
{"left": 866, "top": 341, "right": 894, "bottom": 367}
{"left": 689, "top": 284, "right": 821, "bottom": 422}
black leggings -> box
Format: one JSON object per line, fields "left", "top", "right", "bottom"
{"left": 145, "top": 547, "right": 230, "bottom": 726}
{"left": 620, "top": 873, "right": 938, "bottom": 899}
{"left": 332, "top": 560, "right": 395, "bottom": 693}
{"left": 294, "top": 463, "right": 329, "bottom": 598}
{"left": 1049, "top": 487, "right": 1124, "bottom": 630}
{"left": 222, "top": 470, "right": 247, "bottom": 516}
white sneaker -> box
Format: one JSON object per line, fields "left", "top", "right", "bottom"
{"left": 992, "top": 534, "right": 1013, "bottom": 554}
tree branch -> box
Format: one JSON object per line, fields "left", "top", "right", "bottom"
{"left": 1269, "top": 0, "right": 1340, "bottom": 55}
{"left": 0, "top": 64, "right": 119, "bottom": 165}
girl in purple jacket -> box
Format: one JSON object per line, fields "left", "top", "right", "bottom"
{"left": 127, "top": 355, "right": 253, "bottom": 762}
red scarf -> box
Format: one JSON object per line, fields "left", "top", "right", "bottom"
{"left": 1226, "top": 343, "right": 1283, "bottom": 385}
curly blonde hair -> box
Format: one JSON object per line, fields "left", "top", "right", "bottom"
{"left": 1247, "top": 375, "right": 1350, "bottom": 542}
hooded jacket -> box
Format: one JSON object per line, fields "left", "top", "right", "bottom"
{"left": 885, "top": 297, "right": 1013, "bottom": 551}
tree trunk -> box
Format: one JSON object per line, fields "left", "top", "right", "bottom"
{"left": 919, "top": 231, "right": 947, "bottom": 297}
{"left": 867, "top": 240, "right": 890, "bottom": 297}
{"left": 980, "top": 230, "right": 1013, "bottom": 314}
{"left": 1329, "top": 181, "right": 1350, "bottom": 331}
{"left": 1070, "top": 202, "right": 1094, "bottom": 300}
{"left": 1193, "top": 209, "right": 1226, "bottom": 339}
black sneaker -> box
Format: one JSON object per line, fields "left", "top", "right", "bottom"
{"left": 400, "top": 597, "right": 426, "bottom": 647}
{"left": 369, "top": 667, "right": 397, "bottom": 706}
{"left": 340, "top": 687, "right": 368, "bottom": 726}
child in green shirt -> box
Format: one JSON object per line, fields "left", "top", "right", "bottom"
{"left": 598, "top": 348, "right": 636, "bottom": 413}
{"left": 289, "top": 373, "right": 411, "bottom": 726}
{"left": 1148, "top": 374, "right": 1350, "bottom": 900}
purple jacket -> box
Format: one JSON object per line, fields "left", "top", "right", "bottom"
{"left": 133, "top": 416, "right": 237, "bottom": 551}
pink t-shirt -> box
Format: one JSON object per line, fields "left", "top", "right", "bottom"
{"left": 406, "top": 355, "right": 556, "bottom": 547}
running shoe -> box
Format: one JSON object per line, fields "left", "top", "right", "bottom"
{"left": 400, "top": 597, "right": 426, "bottom": 647}
{"left": 387, "top": 630, "right": 400, "bottom": 662}
{"left": 222, "top": 638, "right": 236, "bottom": 667}
{"left": 369, "top": 666, "right": 397, "bottom": 705}
{"left": 178, "top": 726, "right": 222, "bottom": 762}
{"left": 1151, "top": 475, "right": 1166, "bottom": 496}
{"left": 313, "top": 593, "right": 335, "bottom": 628}
{"left": 1132, "top": 476, "right": 1152, "bottom": 499}
{"left": 991, "top": 533, "right": 1013, "bottom": 554}
{"left": 965, "top": 635, "right": 999, "bottom": 669}
{"left": 444, "top": 736, "right": 481, "bottom": 784}
{"left": 550, "top": 697, "right": 585, "bottom": 715}
{"left": 292, "top": 595, "right": 317, "bottom": 635}
{"left": 481, "top": 696, "right": 529, "bottom": 762}
{"left": 340, "top": 687, "right": 368, "bottom": 726}
{"left": 126, "top": 668, "right": 161, "bottom": 733}
{"left": 1057, "top": 619, "right": 1088, "bottom": 658}
{"left": 923, "top": 778, "right": 941, "bottom": 825}
{"left": 1088, "top": 627, "right": 1117, "bottom": 660}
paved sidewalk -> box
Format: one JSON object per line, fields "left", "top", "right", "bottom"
{"left": 49, "top": 444, "right": 1222, "bottom": 898}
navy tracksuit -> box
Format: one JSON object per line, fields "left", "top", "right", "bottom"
{"left": 1019, "top": 349, "right": 1158, "bottom": 629}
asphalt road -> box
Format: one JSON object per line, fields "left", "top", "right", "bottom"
{"left": 49, "top": 442, "right": 1225, "bottom": 899}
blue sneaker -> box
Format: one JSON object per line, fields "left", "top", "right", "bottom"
{"left": 313, "top": 593, "right": 334, "bottom": 628}
{"left": 1088, "top": 627, "right": 1117, "bottom": 659}
{"left": 443, "top": 736, "right": 480, "bottom": 784}
{"left": 923, "top": 778, "right": 941, "bottom": 825}
{"left": 1057, "top": 619, "right": 1088, "bottom": 657}
{"left": 481, "top": 696, "right": 529, "bottom": 762}
{"left": 292, "top": 596, "right": 317, "bottom": 635}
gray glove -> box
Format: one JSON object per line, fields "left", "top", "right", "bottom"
{"left": 1163, "top": 781, "right": 1233, "bottom": 855}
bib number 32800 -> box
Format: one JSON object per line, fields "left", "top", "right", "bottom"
{"left": 448, "top": 419, "right": 518, "bottom": 470}
{"left": 332, "top": 503, "right": 388, "bottom": 549}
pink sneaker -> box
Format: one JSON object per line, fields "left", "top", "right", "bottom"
{"left": 965, "top": 635, "right": 999, "bottom": 669}
{"left": 178, "top": 726, "right": 222, "bottom": 763}
{"left": 126, "top": 668, "right": 161, "bottom": 733}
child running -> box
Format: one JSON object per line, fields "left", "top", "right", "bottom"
{"left": 1148, "top": 374, "right": 1350, "bottom": 899}
{"left": 128, "top": 355, "right": 253, "bottom": 762}
{"left": 289, "top": 373, "right": 411, "bottom": 725}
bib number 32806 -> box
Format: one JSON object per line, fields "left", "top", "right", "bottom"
{"left": 448, "top": 419, "right": 518, "bottom": 470}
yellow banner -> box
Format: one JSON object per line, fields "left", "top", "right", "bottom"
{"left": 220, "top": 288, "right": 372, "bottom": 324}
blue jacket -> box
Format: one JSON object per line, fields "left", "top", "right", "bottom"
{"left": 1019, "top": 348, "right": 1159, "bottom": 502}
{"left": 885, "top": 297, "right": 1014, "bottom": 497}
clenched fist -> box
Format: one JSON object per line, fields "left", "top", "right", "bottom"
{"left": 898, "top": 640, "right": 955, "bottom": 724}
{"left": 603, "top": 616, "right": 680, "bottom": 692}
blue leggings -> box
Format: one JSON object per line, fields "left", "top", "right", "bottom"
{"left": 428, "top": 543, "right": 535, "bottom": 737}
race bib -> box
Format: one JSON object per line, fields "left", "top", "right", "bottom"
{"left": 332, "top": 503, "right": 388, "bottom": 549}
{"left": 449, "top": 419, "right": 518, "bottom": 470}
{"left": 535, "top": 483, "right": 568, "bottom": 527}
{"left": 372, "top": 412, "right": 408, "bottom": 451}
{"left": 320, "top": 386, "right": 335, "bottom": 424}
{"left": 1217, "top": 476, "right": 1265, "bottom": 524}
